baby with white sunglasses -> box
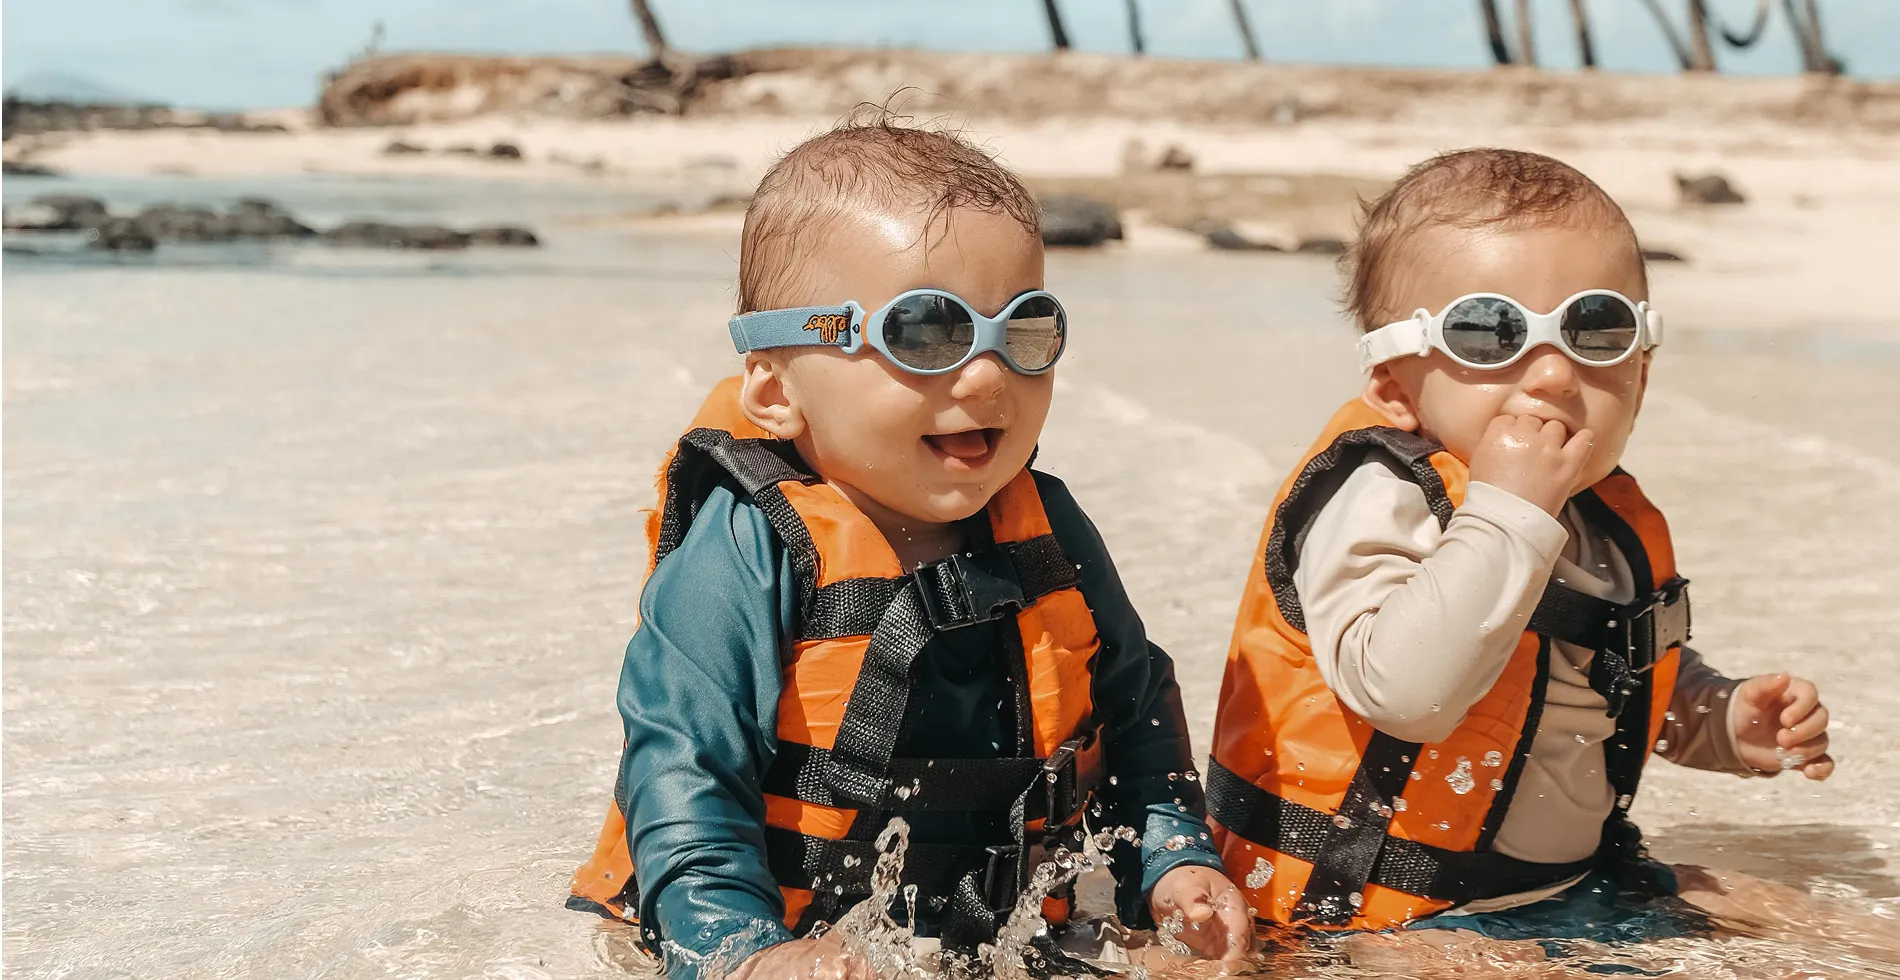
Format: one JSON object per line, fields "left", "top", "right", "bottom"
{"left": 1208, "top": 148, "right": 1833, "bottom": 936}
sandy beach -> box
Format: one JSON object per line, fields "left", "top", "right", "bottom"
{"left": 5, "top": 49, "right": 1900, "bottom": 978}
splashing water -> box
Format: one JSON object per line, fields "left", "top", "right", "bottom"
{"left": 1244, "top": 857, "right": 1274, "bottom": 889}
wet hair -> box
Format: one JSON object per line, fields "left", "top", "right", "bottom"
{"left": 737, "top": 109, "right": 1041, "bottom": 313}
{"left": 1343, "top": 148, "right": 1644, "bottom": 331}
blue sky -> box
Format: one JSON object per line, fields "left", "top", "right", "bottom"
{"left": 4, "top": 0, "right": 1897, "bottom": 109}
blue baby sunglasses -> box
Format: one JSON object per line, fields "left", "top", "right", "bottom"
{"left": 728, "top": 289, "right": 1067, "bottom": 376}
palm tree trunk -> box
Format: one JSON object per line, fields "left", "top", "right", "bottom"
{"left": 1041, "top": 0, "right": 1073, "bottom": 50}
{"left": 630, "top": 0, "right": 668, "bottom": 61}
{"left": 1228, "top": 0, "right": 1263, "bottom": 60}
{"left": 1479, "top": 0, "right": 1513, "bottom": 64}
{"left": 1686, "top": 0, "right": 1716, "bottom": 71}
{"left": 1125, "top": 0, "right": 1146, "bottom": 54}
{"left": 1512, "top": 0, "right": 1539, "bottom": 66}
{"left": 1568, "top": 0, "right": 1597, "bottom": 68}
{"left": 1637, "top": 0, "right": 1695, "bottom": 69}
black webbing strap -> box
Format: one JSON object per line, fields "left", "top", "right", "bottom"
{"left": 654, "top": 428, "right": 815, "bottom": 564}
{"left": 820, "top": 541, "right": 1042, "bottom": 805}
{"left": 1526, "top": 576, "right": 1691, "bottom": 718}
{"left": 1475, "top": 636, "right": 1555, "bottom": 852}
{"left": 1287, "top": 732, "right": 1419, "bottom": 923}
{"left": 1206, "top": 760, "right": 1594, "bottom": 907}
{"left": 764, "top": 737, "right": 1098, "bottom": 823}
{"left": 821, "top": 582, "right": 936, "bottom": 806}
{"left": 1264, "top": 426, "right": 1453, "bottom": 633}
{"left": 797, "top": 535, "right": 1077, "bottom": 642}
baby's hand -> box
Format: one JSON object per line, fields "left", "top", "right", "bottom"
{"left": 729, "top": 934, "right": 865, "bottom": 980}
{"left": 1731, "top": 673, "right": 1833, "bottom": 780}
{"left": 1149, "top": 864, "right": 1256, "bottom": 964}
{"left": 1467, "top": 414, "right": 1594, "bottom": 517}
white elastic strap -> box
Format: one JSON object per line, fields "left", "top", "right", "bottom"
{"left": 1356, "top": 315, "right": 1428, "bottom": 372}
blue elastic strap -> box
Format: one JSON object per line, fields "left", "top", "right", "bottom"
{"left": 727, "top": 305, "right": 856, "bottom": 353}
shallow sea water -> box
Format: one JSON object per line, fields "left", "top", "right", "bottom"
{"left": 4, "top": 175, "right": 1898, "bottom": 978}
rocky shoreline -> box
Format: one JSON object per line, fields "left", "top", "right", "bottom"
{"left": 2, "top": 194, "right": 539, "bottom": 252}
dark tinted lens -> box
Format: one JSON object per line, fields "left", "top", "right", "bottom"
{"left": 1441, "top": 297, "right": 1528, "bottom": 365}
{"left": 1561, "top": 294, "right": 1639, "bottom": 362}
{"left": 1004, "top": 295, "right": 1065, "bottom": 371}
{"left": 881, "top": 294, "right": 975, "bottom": 370}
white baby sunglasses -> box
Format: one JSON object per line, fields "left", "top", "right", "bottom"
{"left": 1357, "top": 290, "right": 1664, "bottom": 372}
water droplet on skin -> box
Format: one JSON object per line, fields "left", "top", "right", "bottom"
{"left": 1695, "top": 704, "right": 1712, "bottom": 715}
{"left": 1431, "top": 703, "right": 1442, "bottom": 712}
{"left": 1654, "top": 738, "right": 1670, "bottom": 752}
{"left": 1575, "top": 734, "right": 1588, "bottom": 744}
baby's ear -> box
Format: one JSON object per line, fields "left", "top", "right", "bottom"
{"left": 739, "top": 353, "right": 806, "bottom": 439}
{"left": 1362, "top": 365, "right": 1422, "bottom": 432}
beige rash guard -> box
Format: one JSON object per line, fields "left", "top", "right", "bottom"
{"left": 1293, "top": 461, "right": 1751, "bottom": 910}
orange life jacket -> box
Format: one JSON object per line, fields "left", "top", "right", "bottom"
{"left": 568, "top": 378, "right": 1105, "bottom": 949}
{"left": 1207, "top": 399, "right": 1691, "bottom": 930}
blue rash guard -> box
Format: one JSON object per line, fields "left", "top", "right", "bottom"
{"left": 615, "top": 470, "right": 1223, "bottom": 978}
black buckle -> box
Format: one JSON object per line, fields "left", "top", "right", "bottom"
{"left": 1040, "top": 732, "right": 1104, "bottom": 826}
{"left": 1620, "top": 577, "right": 1691, "bottom": 672}
{"left": 981, "top": 843, "right": 1023, "bottom": 912}
{"left": 913, "top": 553, "right": 1026, "bottom": 631}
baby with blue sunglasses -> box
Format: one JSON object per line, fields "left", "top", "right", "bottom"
{"left": 569, "top": 119, "right": 1250, "bottom": 980}
{"left": 1209, "top": 148, "right": 1833, "bottom": 942}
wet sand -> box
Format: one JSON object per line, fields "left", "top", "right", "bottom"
{"left": 4, "top": 201, "right": 1898, "bottom": 976}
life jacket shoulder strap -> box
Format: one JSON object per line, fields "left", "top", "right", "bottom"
{"left": 1265, "top": 425, "right": 1454, "bottom": 633}
{"left": 654, "top": 427, "right": 819, "bottom": 568}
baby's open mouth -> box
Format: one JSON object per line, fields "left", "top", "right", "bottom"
{"left": 923, "top": 428, "right": 1002, "bottom": 464}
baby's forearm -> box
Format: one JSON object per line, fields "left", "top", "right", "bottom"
{"left": 1301, "top": 480, "right": 1568, "bottom": 743}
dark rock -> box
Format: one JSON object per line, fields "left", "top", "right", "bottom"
{"left": 1040, "top": 195, "right": 1122, "bottom": 248}
{"left": 88, "top": 217, "right": 157, "bottom": 252}
{"left": 705, "top": 191, "right": 752, "bottom": 211}
{"left": 1155, "top": 144, "right": 1195, "bottom": 171}
{"left": 487, "top": 142, "right": 524, "bottom": 160}
{"left": 1295, "top": 236, "right": 1348, "bottom": 255}
{"left": 3, "top": 159, "right": 59, "bottom": 176}
{"left": 382, "top": 140, "right": 427, "bottom": 155}
{"left": 466, "top": 226, "right": 539, "bottom": 247}
{"left": 1641, "top": 247, "right": 1687, "bottom": 263}
{"left": 1675, "top": 173, "right": 1745, "bottom": 206}
{"left": 442, "top": 144, "right": 480, "bottom": 156}
{"left": 323, "top": 221, "right": 470, "bottom": 250}
{"left": 132, "top": 204, "right": 233, "bottom": 242}
{"left": 224, "top": 198, "right": 316, "bottom": 238}
{"left": 29, "top": 194, "right": 111, "bottom": 230}
{"left": 1189, "top": 219, "right": 1283, "bottom": 252}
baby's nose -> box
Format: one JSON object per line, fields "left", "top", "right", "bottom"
{"left": 949, "top": 351, "right": 1010, "bottom": 402}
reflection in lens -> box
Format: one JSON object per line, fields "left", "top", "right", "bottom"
{"left": 882, "top": 294, "right": 975, "bottom": 370}
{"left": 1004, "top": 295, "right": 1065, "bottom": 371}
{"left": 1441, "top": 297, "right": 1527, "bottom": 365}
{"left": 1562, "top": 294, "right": 1639, "bottom": 362}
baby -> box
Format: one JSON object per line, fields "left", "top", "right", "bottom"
{"left": 568, "top": 120, "right": 1250, "bottom": 979}
{"left": 1207, "top": 148, "right": 1832, "bottom": 934}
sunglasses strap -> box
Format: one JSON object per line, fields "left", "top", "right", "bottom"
{"left": 729, "top": 304, "right": 858, "bottom": 354}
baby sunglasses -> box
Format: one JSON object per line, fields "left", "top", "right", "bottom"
{"left": 1357, "top": 289, "right": 1664, "bottom": 372}
{"left": 727, "top": 289, "right": 1066, "bottom": 376}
